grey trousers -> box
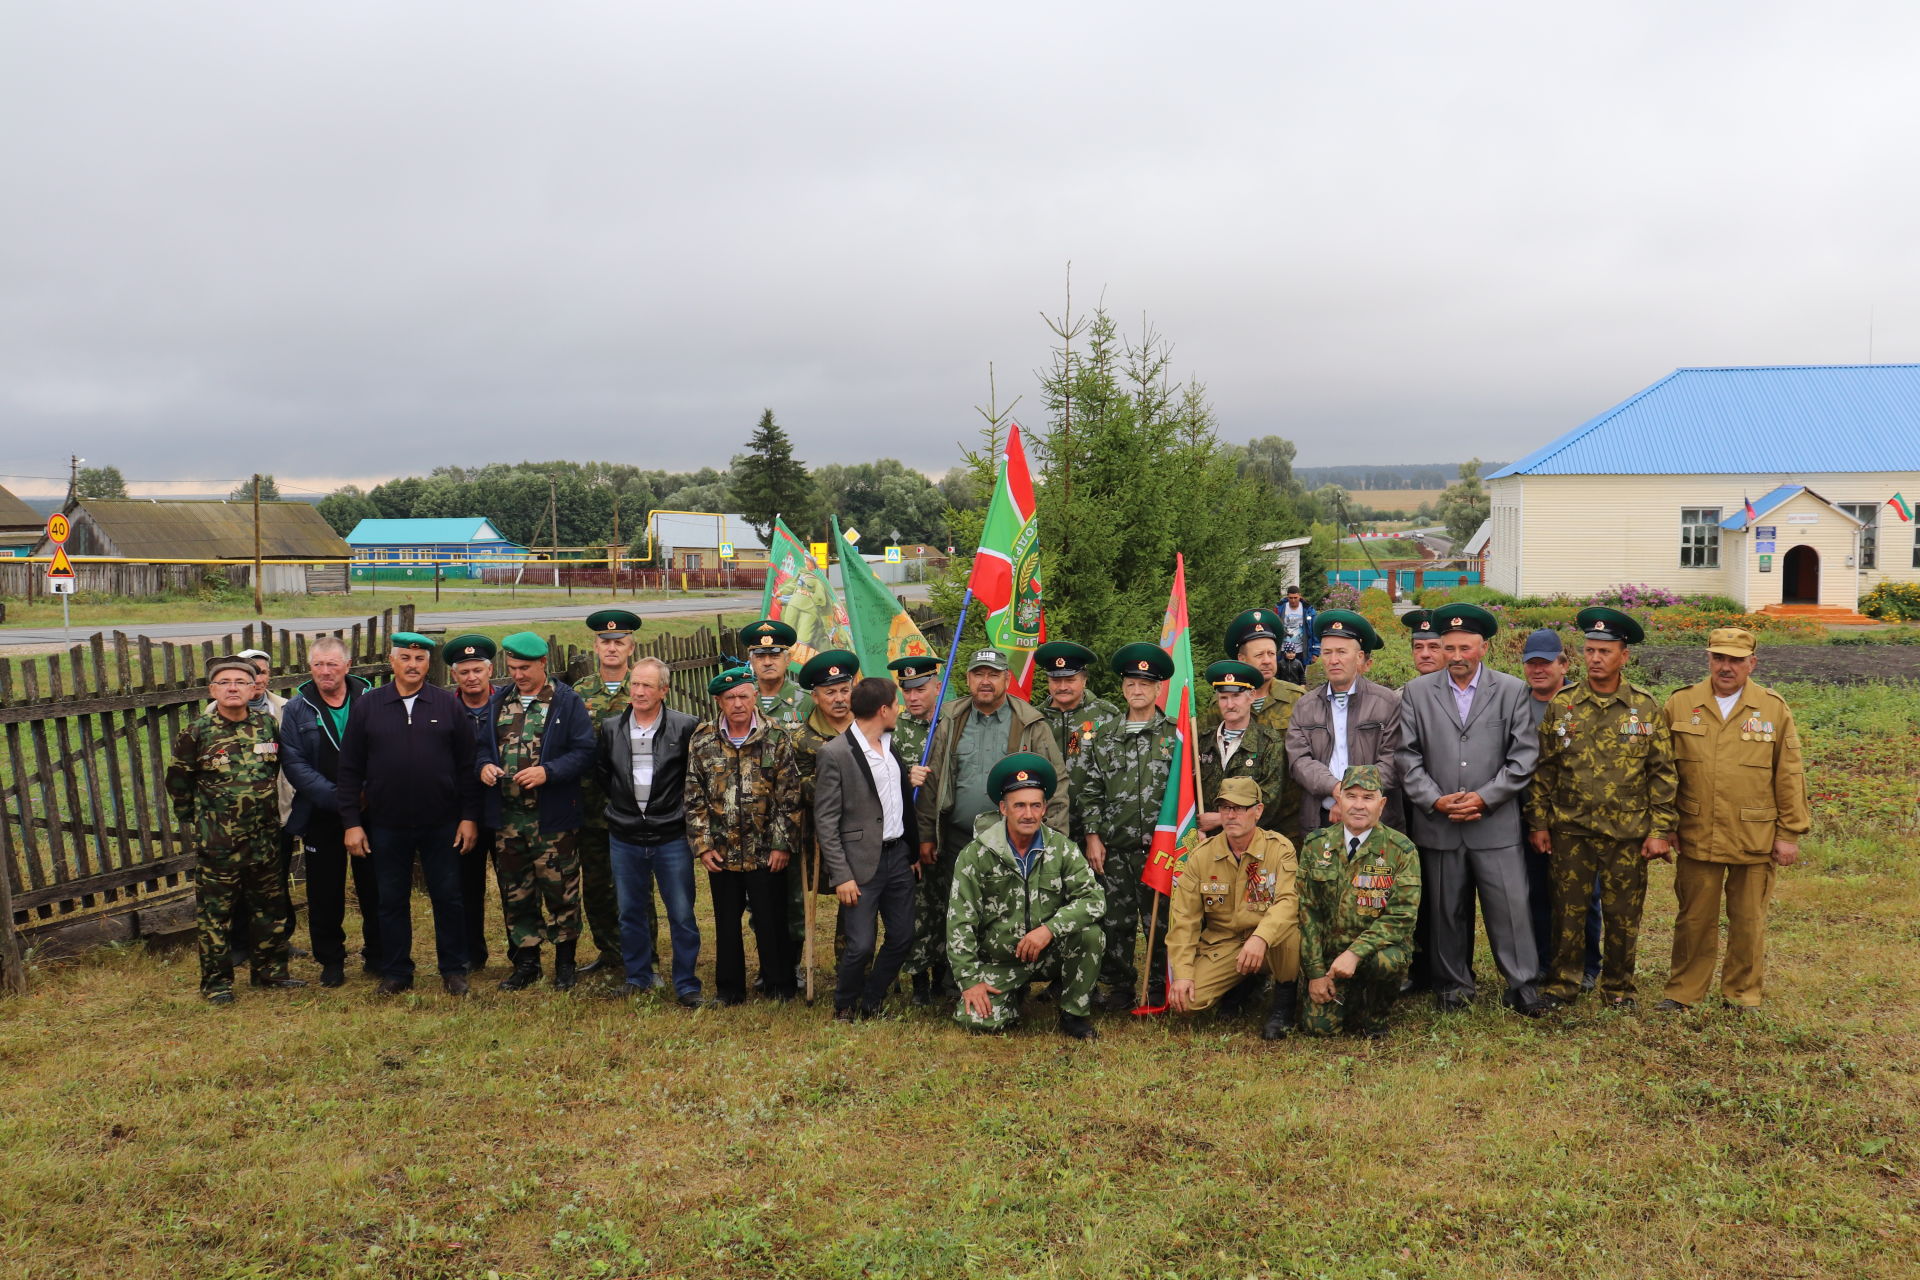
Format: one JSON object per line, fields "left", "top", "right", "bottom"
{"left": 1419, "top": 843, "right": 1539, "bottom": 1002}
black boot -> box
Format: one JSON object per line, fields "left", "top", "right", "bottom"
{"left": 498, "top": 946, "right": 542, "bottom": 991}
{"left": 1261, "top": 981, "right": 1298, "bottom": 1041}
{"left": 552, "top": 940, "right": 578, "bottom": 992}
{"left": 1057, "top": 1010, "right": 1100, "bottom": 1041}
{"left": 911, "top": 971, "right": 932, "bottom": 1007}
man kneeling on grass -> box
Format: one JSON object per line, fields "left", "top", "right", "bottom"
{"left": 1166, "top": 776, "right": 1301, "bottom": 1039}
{"left": 1298, "top": 766, "right": 1422, "bottom": 1040}
{"left": 947, "top": 753, "right": 1106, "bottom": 1040}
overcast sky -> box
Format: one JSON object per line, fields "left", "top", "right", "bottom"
{"left": 6, "top": 2, "right": 1919, "bottom": 496}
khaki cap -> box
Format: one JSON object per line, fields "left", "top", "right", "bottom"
{"left": 1706, "top": 627, "right": 1757, "bottom": 657}
{"left": 1213, "top": 776, "right": 1263, "bottom": 808}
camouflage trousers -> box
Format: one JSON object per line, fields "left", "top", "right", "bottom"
{"left": 1095, "top": 843, "right": 1168, "bottom": 994}
{"left": 953, "top": 923, "right": 1106, "bottom": 1030}
{"left": 1300, "top": 943, "right": 1411, "bottom": 1037}
{"left": 1544, "top": 834, "right": 1647, "bottom": 1002}
{"left": 574, "top": 823, "right": 625, "bottom": 958}
{"left": 194, "top": 820, "right": 292, "bottom": 993}
{"left": 494, "top": 812, "right": 581, "bottom": 950}
{"left": 906, "top": 845, "right": 957, "bottom": 981}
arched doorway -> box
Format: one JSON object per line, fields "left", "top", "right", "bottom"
{"left": 1783, "top": 544, "right": 1819, "bottom": 604}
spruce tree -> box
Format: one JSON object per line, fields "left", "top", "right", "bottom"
{"left": 731, "top": 409, "right": 816, "bottom": 542}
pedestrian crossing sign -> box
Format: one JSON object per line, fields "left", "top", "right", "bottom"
{"left": 719, "top": 542, "right": 735, "bottom": 560}
{"left": 884, "top": 546, "right": 902, "bottom": 563}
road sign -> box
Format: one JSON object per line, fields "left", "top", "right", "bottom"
{"left": 45, "top": 513, "right": 70, "bottom": 544}
{"left": 884, "top": 545, "right": 902, "bottom": 563}
{"left": 719, "top": 542, "right": 735, "bottom": 560}
{"left": 48, "top": 578, "right": 75, "bottom": 595}
{"left": 810, "top": 542, "right": 829, "bottom": 565}
{"left": 843, "top": 527, "right": 862, "bottom": 545}
{"left": 48, "top": 546, "right": 75, "bottom": 579}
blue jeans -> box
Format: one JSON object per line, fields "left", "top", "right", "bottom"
{"left": 609, "top": 833, "right": 700, "bottom": 997}
{"left": 366, "top": 822, "right": 468, "bottom": 981}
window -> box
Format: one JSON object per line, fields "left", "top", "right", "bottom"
{"left": 1838, "top": 504, "right": 1878, "bottom": 569}
{"left": 1680, "top": 508, "right": 1721, "bottom": 568}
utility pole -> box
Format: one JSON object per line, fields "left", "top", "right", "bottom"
{"left": 548, "top": 473, "right": 561, "bottom": 588}
{"left": 68, "top": 454, "right": 80, "bottom": 504}
{"left": 252, "top": 473, "right": 264, "bottom": 615}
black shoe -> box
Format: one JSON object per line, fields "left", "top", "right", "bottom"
{"left": 204, "top": 987, "right": 235, "bottom": 1006}
{"left": 1434, "top": 991, "right": 1473, "bottom": 1013}
{"left": 677, "top": 993, "right": 711, "bottom": 1009}
{"left": 911, "top": 972, "right": 933, "bottom": 1007}
{"left": 1359, "top": 1026, "right": 1390, "bottom": 1041}
{"left": 1094, "top": 987, "right": 1135, "bottom": 1013}
{"left": 577, "top": 955, "right": 613, "bottom": 976}
{"left": 1580, "top": 972, "right": 1598, "bottom": 993}
{"left": 288, "top": 945, "right": 311, "bottom": 959}
{"left": 443, "top": 973, "right": 470, "bottom": 997}
{"left": 376, "top": 976, "right": 412, "bottom": 996}
{"left": 1605, "top": 995, "right": 1635, "bottom": 1011}
{"left": 319, "top": 964, "right": 346, "bottom": 988}
{"left": 833, "top": 1006, "right": 857, "bottom": 1024}
{"left": 1654, "top": 998, "right": 1689, "bottom": 1012}
{"left": 1145, "top": 979, "right": 1167, "bottom": 1010}
{"left": 552, "top": 941, "right": 578, "bottom": 992}
{"left": 1057, "top": 1011, "right": 1099, "bottom": 1041}
{"left": 250, "top": 974, "right": 308, "bottom": 990}
{"left": 1261, "top": 982, "right": 1298, "bottom": 1041}
{"left": 716, "top": 994, "right": 746, "bottom": 1007}
{"left": 1507, "top": 992, "right": 1546, "bottom": 1018}
{"left": 498, "top": 949, "right": 543, "bottom": 992}
{"left": 1031, "top": 982, "right": 1057, "bottom": 1004}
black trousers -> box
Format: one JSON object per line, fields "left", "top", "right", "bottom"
{"left": 710, "top": 866, "right": 794, "bottom": 1002}
{"left": 303, "top": 816, "right": 384, "bottom": 970}
{"left": 463, "top": 827, "right": 496, "bottom": 968}
{"left": 833, "top": 839, "right": 918, "bottom": 1012}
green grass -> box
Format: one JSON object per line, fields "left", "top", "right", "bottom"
{"left": 1, "top": 681, "right": 1914, "bottom": 1278}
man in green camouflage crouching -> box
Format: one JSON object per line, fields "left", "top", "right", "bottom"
{"left": 167, "top": 655, "right": 302, "bottom": 1003}
{"left": 1298, "top": 765, "right": 1421, "bottom": 1040}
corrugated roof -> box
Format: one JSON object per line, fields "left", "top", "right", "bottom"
{"left": 1489, "top": 365, "right": 1920, "bottom": 478}
{"left": 72, "top": 500, "right": 350, "bottom": 558}
{"left": 345, "top": 518, "right": 515, "bottom": 545}
{"left": 1720, "top": 485, "right": 1864, "bottom": 532}
{"left": 0, "top": 484, "right": 40, "bottom": 531}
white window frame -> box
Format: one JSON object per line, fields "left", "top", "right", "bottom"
{"left": 1680, "top": 508, "right": 1721, "bottom": 569}
{"left": 1837, "top": 504, "right": 1878, "bottom": 569}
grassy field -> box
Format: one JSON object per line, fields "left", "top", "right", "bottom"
{"left": 1, "top": 680, "right": 1914, "bottom": 1279}
{"left": 0, "top": 586, "right": 687, "bottom": 630}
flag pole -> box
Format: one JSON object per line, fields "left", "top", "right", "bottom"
{"left": 913, "top": 587, "right": 973, "bottom": 788}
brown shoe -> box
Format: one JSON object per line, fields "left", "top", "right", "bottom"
{"left": 443, "top": 972, "right": 470, "bottom": 997}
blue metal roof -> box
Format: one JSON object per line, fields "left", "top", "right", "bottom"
{"left": 1489, "top": 365, "right": 1920, "bottom": 478}
{"left": 1720, "top": 485, "right": 1865, "bottom": 532}
{"left": 345, "top": 518, "right": 516, "bottom": 545}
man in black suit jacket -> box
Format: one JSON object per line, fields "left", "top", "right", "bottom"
{"left": 815, "top": 676, "right": 920, "bottom": 1020}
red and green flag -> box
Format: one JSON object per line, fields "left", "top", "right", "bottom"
{"left": 833, "top": 515, "right": 934, "bottom": 677}
{"left": 1889, "top": 493, "right": 1913, "bottom": 523}
{"left": 759, "top": 515, "right": 852, "bottom": 670}
{"left": 1143, "top": 553, "right": 1200, "bottom": 899}
{"left": 967, "top": 421, "right": 1045, "bottom": 698}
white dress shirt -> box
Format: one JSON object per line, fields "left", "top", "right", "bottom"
{"left": 860, "top": 728, "right": 905, "bottom": 841}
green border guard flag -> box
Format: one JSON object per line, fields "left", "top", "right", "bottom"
{"left": 966, "top": 421, "right": 1045, "bottom": 698}
{"left": 760, "top": 516, "right": 852, "bottom": 670}
{"left": 833, "top": 515, "right": 934, "bottom": 678}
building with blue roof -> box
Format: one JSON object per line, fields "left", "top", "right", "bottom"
{"left": 344, "top": 517, "right": 531, "bottom": 581}
{"left": 1484, "top": 365, "right": 1919, "bottom": 617}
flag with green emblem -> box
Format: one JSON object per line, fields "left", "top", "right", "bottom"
{"left": 1143, "top": 553, "right": 1199, "bottom": 897}
{"left": 967, "top": 421, "right": 1045, "bottom": 699}
{"left": 833, "top": 515, "right": 934, "bottom": 679}
{"left": 760, "top": 515, "right": 852, "bottom": 671}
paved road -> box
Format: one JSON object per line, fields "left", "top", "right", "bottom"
{"left": 0, "top": 584, "right": 932, "bottom": 648}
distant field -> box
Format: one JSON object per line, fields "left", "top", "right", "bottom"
{"left": 1348, "top": 488, "right": 1447, "bottom": 511}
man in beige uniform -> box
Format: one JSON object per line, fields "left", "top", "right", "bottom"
{"left": 1165, "top": 776, "right": 1301, "bottom": 1039}
{"left": 1658, "top": 628, "right": 1810, "bottom": 1011}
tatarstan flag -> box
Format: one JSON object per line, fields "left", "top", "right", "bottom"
{"left": 1142, "top": 553, "right": 1199, "bottom": 898}
{"left": 1889, "top": 493, "right": 1913, "bottom": 523}
{"left": 967, "top": 421, "right": 1045, "bottom": 698}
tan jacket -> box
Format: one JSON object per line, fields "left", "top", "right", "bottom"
{"left": 915, "top": 695, "right": 1069, "bottom": 840}
{"left": 1661, "top": 679, "right": 1809, "bottom": 863}
{"left": 1165, "top": 828, "right": 1298, "bottom": 980}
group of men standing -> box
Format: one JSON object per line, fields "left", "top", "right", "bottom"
{"left": 167, "top": 590, "right": 1808, "bottom": 1038}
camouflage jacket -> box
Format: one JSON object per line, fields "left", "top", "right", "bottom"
{"left": 1525, "top": 682, "right": 1678, "bottom": 841}
{"left": 947, "top": 815, "right": 1106, "bottom": 988}
{"left": 1042, "top": 695, "right": 1122, "bottom": 766}
{"left": 1296, "top": 823, "right": 1422, "bottom": 978}
{"left": 684, "top": 717, "right": 802, "bottom": 872}
{"left": 756, "top": 679, "right": 811, "bottom": 732}
{"left": 893, "top": 711, "right": 932, "bottom": 770}
{"left": 1072, "top": 711, "right": 1178, "bottom": 854}
{"left": 166, "top": 708, "right": 282, "bottom": 836}
{"left": 494, "top": 685, "right": 554, "bottom": 810}
{"left": 1196, "top": 717, "right": 1291, "bottom": 834}
{"left": 569, "top": 669, "right": 631, "bottom": 829}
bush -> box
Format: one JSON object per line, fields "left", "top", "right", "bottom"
{"left": 1681, "top": 593, "right": 1743, "bottom": 614}
{"left": 1320, "top": 582, "right": 1362, "bottom": 612}
{"left": 1414, "top": 584, "right": 1518, "bottom": 608}
{"left": 1860, "top": 581, "right": 1920, "bottom": 622}
{"left": 1587, "top": 582, "right": 1686, "bottom": 609}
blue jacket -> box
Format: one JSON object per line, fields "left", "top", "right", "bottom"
{"left": 280, "top": 674, "right": 372, "bottom": 835}
{"left": 475, "top": 680, "right": 598, "bottom": 834}
{"left": 1278, "top": 600, "right": 1320, "bottom": 660}
{"left": 337, "top": 681, "right": 484, "bottom": 831}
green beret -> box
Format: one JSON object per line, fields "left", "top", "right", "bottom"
{"left": 500, "top": 631, "right": 549, "bottom": 660}
{"left": 987, "top": 752, "right": 1057, "bottom": 800}
{"left": 1034, "top": 640, "right": 1097, "bottom": 677}
{"left": 1432, "top": 603, "right": 1498, "bottom": 639}
{"left": 585, "top": 609, "right": 642, "bottom": 638}
{"left": 1401, "top": 609, "right": 1436, "bottom": 636}
{"left": 391, "top": 631, "right": 438, "bottom": 653}
{"left": 1314, "top": 609, "right": 1383, "bottom": 652}
{"left": 1224, "top": 608, "right": 1282, "bottom": 657}
{"left": 798, "top": 649, "right": 859, "bottom": 690}
{"left": 739, "top": 618, "right": 797, "bottom": 651}
{"left": 1339, "top": 764, "right": 1385, "bottom": 793}
{"left": 1110, "top": 641, "right": 1173, "bottom": 681}
{"left": 887, "top": 655, "right": 942, "bottom": 688}
{"left": 445, "top": 634, "right": 496, "bottom": 664}
{"left": 1575, "top": 606, "right": 1645, "bottom": 645}
{"left": 1205, "top": 660, "right": 1262, "bottom": 692}
{"left": 708, "top": 665, "right": 755, "bottom": 696}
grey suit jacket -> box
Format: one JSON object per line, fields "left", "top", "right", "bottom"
{"left": 815, "top": 726, "right": 919, "bottom": 887}
{"left": 1395, "top": 665, "right": 1539, "bottom": 850}
{"left": 1285, "top": 676, "right": 1403, "bottom": 832}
